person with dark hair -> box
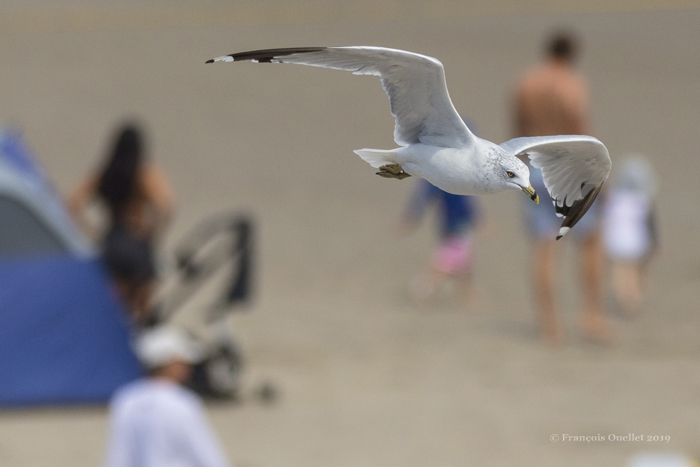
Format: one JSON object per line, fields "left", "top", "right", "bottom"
{"left": 69, "top": 123, "right": 175, "bottom": 324}
{"left": 549, "top": 33, "right": 576, "bottom": 61}
{"left": 513, "top": 32, "right": 610, "bottom": 345}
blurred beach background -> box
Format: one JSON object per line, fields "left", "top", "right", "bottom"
{"left": 1, "top": 1, "right": 700, "bottom": 466}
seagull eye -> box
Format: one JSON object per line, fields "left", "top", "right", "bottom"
{"left": 506, "top": 171, "right": 515, "bottom": 178}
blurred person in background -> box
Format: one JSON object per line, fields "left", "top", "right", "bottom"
{"left": 69, "top": 123, "right": 174, "bottom": 325}
{"left": 104, "top": 326, "right": 233, "bottom": 467}
{"left": 602, "top": 155, "right": 659, "bottom": 316}
{"left": 401, "top": 179, "right": 481, "bottom": 308}
{"left": 513, "top": 32, "right": 609, "bottom": 345}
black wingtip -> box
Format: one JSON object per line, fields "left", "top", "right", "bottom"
{"left": 555, "top": 235, "right": 563, "bottom": 241}
{"left": 206, "top": 48, "right": 326, "bottom": 65}
{"left": 228, "top": 47, "right": 326, "bottom": 63}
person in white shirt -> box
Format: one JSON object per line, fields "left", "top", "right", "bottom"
{"left": 104, "top": 326, "right": 233, "bottom": 467}
{"left": 602, "top": 155, "right": 659, "bottom": 316}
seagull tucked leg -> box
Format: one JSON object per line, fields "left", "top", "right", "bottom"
{"left": 376, "top": 163, "right": 411, "bottom": 180}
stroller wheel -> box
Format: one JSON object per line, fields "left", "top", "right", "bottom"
{"left": 202, "top": 343, "right": 243, "bottom": 399}
{"left": 256, "top": 382, "right": 278, "bottom": 404}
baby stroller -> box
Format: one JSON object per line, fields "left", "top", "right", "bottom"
{"left": 149, "top": 213, "right": 259, "bottom": 400}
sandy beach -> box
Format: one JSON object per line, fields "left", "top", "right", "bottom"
{"left": 1, "top": 2, "right": 700, "bottom": 466}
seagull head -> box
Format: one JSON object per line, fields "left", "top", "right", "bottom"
{"left": 496, "top": 153, "right": 539, "bottom": 204}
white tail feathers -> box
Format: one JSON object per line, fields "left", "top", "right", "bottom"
{"left": 353, "top": 148, "right": 397, "bottom": 168}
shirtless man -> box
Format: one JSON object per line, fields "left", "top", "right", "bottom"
{"left": 514, "top": 33, "right": 609, "bottom": 345}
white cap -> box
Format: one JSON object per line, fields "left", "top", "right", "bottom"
{"left": 134, "top": 326, "right": 203, "bottom": 369}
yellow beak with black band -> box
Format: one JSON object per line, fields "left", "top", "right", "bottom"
{"left": 521, "top": 185, "right": 539, "bottom": 204}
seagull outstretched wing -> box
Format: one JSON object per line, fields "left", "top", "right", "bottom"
{"left": 499, "top": 135, "right": 612, "bottom": 239}
{"left": 207, "top": 46, "right": 475, "bottom": 149}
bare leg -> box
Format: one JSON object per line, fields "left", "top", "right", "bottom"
{"left": 131, "top": 281, "right": 155, "bottom": 326}
{"left": 612, "top": 261, "right": 642, "bottom": 316}
{"left": 114, "top": 277, "right": 154, "bottom": 326}
{"left": 533, "top": 239, "right": 562, "bottom": 346}
{"left": 580, "top": 234, "right": 611, "bottom": 343}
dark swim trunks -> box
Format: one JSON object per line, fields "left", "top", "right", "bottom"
{"left": 102, "top": 224, "right": 155, "bottom": 283}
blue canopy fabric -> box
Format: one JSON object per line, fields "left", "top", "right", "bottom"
{"left": 0, "top": 129, "right": 94, "bottom": 258}
{"left": 0, "top": 256, "right": 143, "bottom": 406}
{"left": 0, "top": 129, "right": 143, "bottom": 407}
{"left": 0, "top": 129, "right": 47, "bottom": 184}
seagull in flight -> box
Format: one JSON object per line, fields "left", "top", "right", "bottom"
{"left": 207, "top": 46, "right": 611, "bottom": 239}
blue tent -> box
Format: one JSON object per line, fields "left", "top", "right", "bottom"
{"left": 0, "top": 129, "right": 142, "bottom": 407}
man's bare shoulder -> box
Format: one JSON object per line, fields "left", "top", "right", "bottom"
{"left": 516, "top": 64, "right": 564, "bottom": 96}
{"left": 516, "top": 66, "right": 547, "bottom": 89}
{"left": 520, "top": 64, "right": 587, "bottom": 93}
{"left": 567, "top": 71, "right": 588, "bottom": 91}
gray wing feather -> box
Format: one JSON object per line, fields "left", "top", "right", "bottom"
{"left": 208, "top": 46, "right": 475, "bottom": 148}
{"left": 499, "top": 135, "right": 612, "bottom": 239}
